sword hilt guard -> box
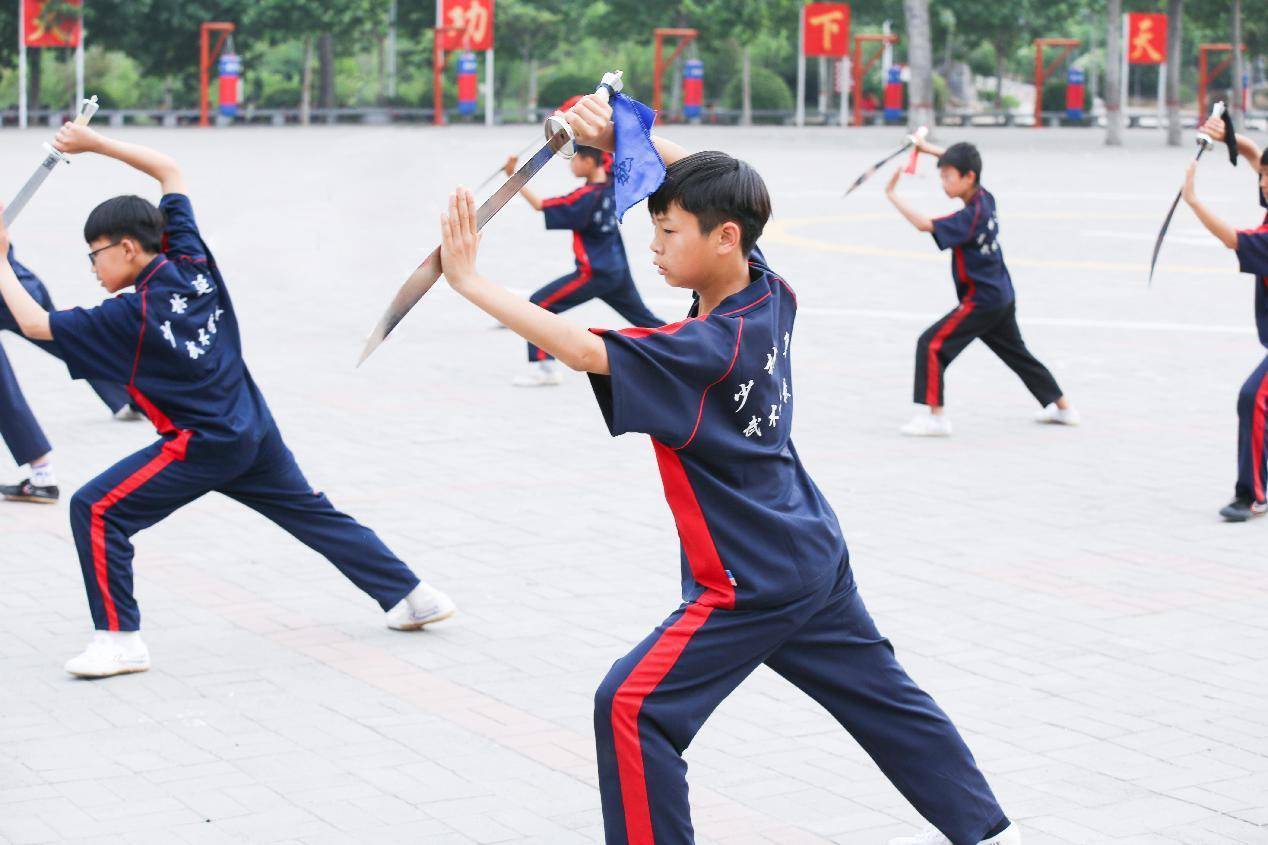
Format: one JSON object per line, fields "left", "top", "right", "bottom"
{"left": 45, "top": 96, "right": 100, "bottom": 166}
{"left": 545, "top": 70, "right": 624, "bottom": 160}
{"left": 1196, "top": 100, "right": 1223, "bottom": 149}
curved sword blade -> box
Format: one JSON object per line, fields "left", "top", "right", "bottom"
{"left": 357, "top": 130, "right": 569, "bottom": 366}
{"left": 1148, "top": 143, "right": 1209, "bottom": 287}
{"left": 843, "top": 142, "right": 912, "bottom": 198}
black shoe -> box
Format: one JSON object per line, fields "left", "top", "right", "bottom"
{"left": 1, "top": 479, "right": 59, "bottom": 504}
{"left": 1219, "top": 496, "right": 1267, "bottom": 522}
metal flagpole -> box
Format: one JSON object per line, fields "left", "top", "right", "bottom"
{"left": 75, "top": 4, "right": 85, "bottom": 108}
{"left": 18, "top": 0, "right": 28, "bottom": 129}
{"left": 485, "top": 47, "right": 494, "bottom": 126}
{"left": 1120, "top": 13, "right": 1129, "bottom": 127}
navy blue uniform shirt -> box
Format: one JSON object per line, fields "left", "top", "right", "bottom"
{"left": 1237, "top": 180, "right": 1268, "bottom": 349}
{"left": 50, "top": 194, "right": 272, "bottom": 456}
{"left": 588, "top": 247, "right": 846, "bottom": 610}
{"left": 931, "top": 187, "right": 1016, "bottom": 309}
{"left": 542, "top": 180, "right": 630, "bottom": 280}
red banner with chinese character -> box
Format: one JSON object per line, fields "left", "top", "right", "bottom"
{"left": 804, "top": 3, "right": 850, "bottom": 58}
{"left": 24, "top": 0, "right": 83, "bottom": 48}
{"left": 1127, "top": 13, "right": 1167, "bottom": 65}
{"left": 439, "top": 0, "right": 494, "bottom": 52}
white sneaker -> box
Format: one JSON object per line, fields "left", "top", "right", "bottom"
{"left": 64, "top": 631, "right": 151, "bottom": 678}
{"left": 1035, "top": 403, "right": 1079, "bottom": 426}
{"left": 888, "top": 822, "right": 1019, "bottom": 845}
{"left": 900, "top": 409, "right": 952, "bottom": 437}
{"left": 113, "top": 406, "right": 144, "bottom": 422}
{"left": 512, "top": 361, "right": 564, "bottom": 387}
{"left": 386, "top": 582, "right": 457, "bottom": 631}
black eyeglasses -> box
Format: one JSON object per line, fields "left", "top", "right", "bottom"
{"left": 88, "top": 241, "right": 123, "bottom": 267}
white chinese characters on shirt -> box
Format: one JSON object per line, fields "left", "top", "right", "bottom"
{"left": 736, "top": 331, "right": 792, "bottom": 438}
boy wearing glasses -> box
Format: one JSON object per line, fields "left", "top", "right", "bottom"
{"left": 0, "top": 125, "right": 455, "bottom": 678}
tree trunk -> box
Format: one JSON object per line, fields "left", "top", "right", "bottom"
{"left": 994, "top": 49, "right": 1005, "bottom": 110}
{"left": 162, "top": 75, "right": 174, "bottom": 111}
{"left": 1105, "top": 0, "right": 1123, "bottom": 146}
{"left": 377, "top": 35, "right": 386, "bottom": 105}
{"left": 818, "top": 56, "right": 828, "bottom": 114}
{"left": 1231, "top": 0, "right": 1243, "bottom": 126}
{"left": 27, "top": 49, "right": 41, "bottom": 113}
{"left": 300, "top": 35, "right": 313, "bottom": 126}
{"left": 1165, "top": 0, "right": 1182, "bottom": 146}
{"left": 740, "top": 44, "right": 752, "bottom": 126}
{"left": 318, "top": 32, "right": 335, "bottom": 113}
{"left": 526, "top": 55, "right": 538, "bottom": 122}
{"left": 902, "top": 0, "right": 934, "bottom": 131}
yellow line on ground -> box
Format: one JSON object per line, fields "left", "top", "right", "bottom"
{"left": 764, "top": 214, "right": 1218, "bottom": 275}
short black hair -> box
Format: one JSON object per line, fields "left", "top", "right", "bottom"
{"left": 937, "top": 142, "right": 982, "bottom": 183}
{"left": 647, "top": 151, "right": 771, "bottom": 255}
{"left": 574, "top": 145, "right": 604, "bottom": 164}
{"left": 1260, "top": 147, "right": 1268, "bottom": 167}
{"left": 84, "top": 195, "right": 165, "bottom": 253}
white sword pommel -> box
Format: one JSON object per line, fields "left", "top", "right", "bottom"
{"left": 1196, "top": 100, "right": 1223, "bottom": 148}
{"left": 544, "top": 70, "right": 624, "bottom": 160}
{"left": 905, "top": 125, "right": 929, "bottom": 146}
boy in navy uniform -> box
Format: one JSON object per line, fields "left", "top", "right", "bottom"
{"left": 1183, "top": 117, "right": 1268, "bottom": 522}
{"left": 1, "top": 246, "right": 138, "bottom": 504}
{"left": 436, "top": 94, "right": 1018, "bottom": 845}
{"left": 503, "top": 144, "right": 662, "bottom": 386}
{"left": 0, "top": 123, "right": 454, "bottom": 678}
{"left": 886, "top": 140, "right": 1078, "bottom": 437}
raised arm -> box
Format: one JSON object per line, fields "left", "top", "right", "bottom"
{"left": 53, "top": 124, "right": 189, "bottom": 195}
{"left": 884, "top": 168, "right": 935, "bottom": 233}
{"left": 914, "top": 137, "right": 946, "bottom": 159}
{"left": 441, "top": 188, "right": 610, "bottom": 374}
{"left": 1182, "top": 161, "right": 1238, "bottom": 250}
{"left": 563, "top": 94, "right": 690, "bottom": 167}
{"left": 0, "top": 224, "right": 51, "bottom": 340}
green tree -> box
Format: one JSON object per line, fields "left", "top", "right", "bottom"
{"left": 246, "top": 0, "right": 386, "bottom": 120}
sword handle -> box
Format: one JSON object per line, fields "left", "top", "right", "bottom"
{"left": 74, "top": 95, "right": 99, "bottom": 126}
{"left": 906, "top": 125, "right": 929, "bottom": 146}
{"left": 544, "top": 70, "right": 624, "bottom": 160}
{"left": 1196, "top": 100, "right": 1223, "bottom": 148}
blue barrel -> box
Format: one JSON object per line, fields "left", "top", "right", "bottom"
{"left": 457, "top": 53, "right": 478, "bottom": 116}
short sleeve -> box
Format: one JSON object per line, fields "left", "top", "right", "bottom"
{"left": 48, "top": 296, "right": 141, "bottom": 383}
{"left": 543, "top": 186, "right": 601, "bottom": 231}
{"left": 159, "top": 193, "right": 206, "bottom": 260}
{"left": 931, "top": 204, "right": 978, "bottom": 250}
{"left": 587, "top": 317, "right": 739, "bottom": 446}
{"left": 1236, "top": 226, "right": 1268, "bottom": 277}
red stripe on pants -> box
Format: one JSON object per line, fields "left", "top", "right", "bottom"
{"left": 611, "top": 603, "right": 714, "bottom": 845}
{"left": 88, "top": 431, "right": 190, "bottom": 631}
{"left": 1252, "top": 372, "right": 1268, "bottom": 501}
{"left": 925, "top": 302, "right": 975, "bottom": 406}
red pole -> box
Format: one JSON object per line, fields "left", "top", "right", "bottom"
{"left": 199, "top": 25, "right": 210, "bottom": 127}
{"left": 851, "top": 39, "right": 861, "bottom": 127}
{"left": 1198, "top": 47, "right": 1207, "bottom": 119}
{"left": 1034, "top": 43, "right": 1044, "bottom": 128}
{"left": 653, "top": 32, "right": 664, "bottom": 115}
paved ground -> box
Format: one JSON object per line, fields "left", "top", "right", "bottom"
{"left": 0, "top": 121, "right": 1266, "bottom": 845}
